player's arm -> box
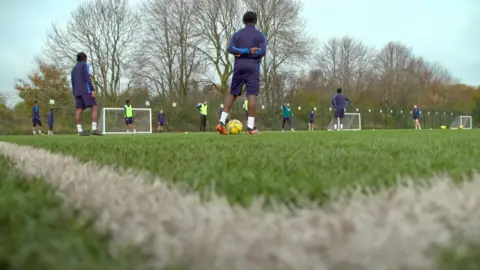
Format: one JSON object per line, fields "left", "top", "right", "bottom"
{"left": 124, "top": 106, "right": 127, "bottom": 118}
{"left": 84, "top": 63, "right": 95, "bottom": 92}
{"left": 250, "top": 32, "right": 267, "bottom": 59}
{"left": 71, "top": 69, "right": 75, "bottom": 95}
{"left": 227, "top": 34, "right": 250, "bottom": 55}
{"left": 331, "top": 95, "right": 337, "bottom": 109}
{"left": 345, "top": 97, "right": 350, "bottom": 107}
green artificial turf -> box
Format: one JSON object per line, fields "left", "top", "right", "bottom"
{"left": 0, "top": 156, "right": 147, "bottom": 270}
{"left": 2, "top": 129, "right": 480, "bottom": 206}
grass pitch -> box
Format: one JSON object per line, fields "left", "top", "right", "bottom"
{"left": 2, "top": 129, "right": 480, "bottom": 269}
{"left": 0, "top": 156, "right": 146, "bottom": 270}
{"left": 1, "top": 129, "right": 479, "bottom": 206}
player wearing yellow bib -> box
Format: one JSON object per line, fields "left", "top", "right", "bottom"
{"left": 124, "top": 100, "right": 136, "bottom": 133}
{"left": 243, "top": 98, "right": 248, "bottom": 124}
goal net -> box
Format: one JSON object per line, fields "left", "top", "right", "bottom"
{"left": 327, "top": 113, "right": 362, "bottom": 131}
{"left": 450, "top": 115, "right": 472, "bottom": 129}
{"left": 100, "top": 107, "right": 152, "bottom": 134}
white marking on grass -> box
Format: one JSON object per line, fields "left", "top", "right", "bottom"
{"left": 1, "top": 141, "right": 479, "bottom": 270}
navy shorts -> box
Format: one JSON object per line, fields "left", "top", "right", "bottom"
{"left": 125, "top": 117, "right": 134, "bottom": 125}
{"left": 75, "top": 94, "right": 97, "bottom": 109}
{"left": 32, "top": 119, "right": 42, "bottom": 127}
{"left": 230, "top": 70, "right": 260, "bottom": 97}
{"left": 334, "top": 109, "right": 345, "bottom": 119}
{"left": 308, "top": 120, "right": 314, "bottom": 124}
{"left": 158, "top": 121, "right": 164, "bottom": 126}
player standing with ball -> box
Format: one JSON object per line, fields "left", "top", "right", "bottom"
{"left": 216, "top": 11, "right": 267, "bottom": 135}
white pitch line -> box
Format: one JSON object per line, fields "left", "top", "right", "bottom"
{"left": 1, "top": 141, "right": 480, "bottom": 270}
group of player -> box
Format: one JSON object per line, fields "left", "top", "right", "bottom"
{"left": 31, "top": 100, "right": 54, "bottom": 135}
{"left": 32, "top": 11, "right": 421, "bottom": 136}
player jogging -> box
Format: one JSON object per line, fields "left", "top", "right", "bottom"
{"left": 124, "top": 100, "right": 136, "bottom": 133}
{"left": 216, "top": 11, "right": 266, "bottom": 135}
{"left": 281, "top": 102, "right": 294, "bottom": 132}
{"left": 413, "top": 104, "right": 422, "bottom": 130}
{"left": 32, "top": 100, "right": 43, "bottom": 135}
{"left": 332, "top": 88, "right": 350, "bottom": 131}
{"left": 308, "top": 109, "right": 315, "bottom": 131}
{"left": 47, "top": 108, "right": 54, "bottom": 135}
{"left": 71, "top": 52, "right": 102, "bottom": 136}
{"left": 157, "top": 110, "right": 166, "bottom": 132}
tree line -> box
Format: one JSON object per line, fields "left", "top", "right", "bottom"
{"left": 2, "top": 0, "right": 479, "bottom": 133}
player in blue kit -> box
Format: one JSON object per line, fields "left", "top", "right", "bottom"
{"left": 32, "top": 100, "right": 43, "bottom": 135}
{"left": 332, "top": 88, "right": 350, "bottom": 130}
{"left": 308, "top": 109, "right": 315, "bottom": 131}
{"left": 413, "top": 104, "right": 422, "bottom": 130}
{"left": 71, "top": 52, "right": 102, "bottom": 136}
{"left": 216, "top": 11, "right": 267, "bottom": 135}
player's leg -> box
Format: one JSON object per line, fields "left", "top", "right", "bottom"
{"left": 288, "top": 117, "right": 294, "bottom": 131}
{"left": 200, "top": 114, "right": 207, "bottom": 132}
{"left": 84, "top": 95, "right": 102, "bottom": 135}
{"left": 282, "top": 117, "right": 286, "bottom": 132}
{"left": 37, "top": 120, "right": 43, "bottom": 135}
{"left": 217, "top": 77, "right": 243, "bottom": 134}
{"left": 32, "top": 120, "right": 37, "bottom": 135}
{"left": 339, "top": 109, "right": 345, "bottom": 130}
{"left": 74, "top": 96, "right": 89, "bottom": 136}
{"left": 245, "top": 75, "right": 260, "bottom": 135}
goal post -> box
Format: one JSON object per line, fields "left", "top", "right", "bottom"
{"left": 100, "top": 107, "right": 153, "bottom": 134}
{"left": 450, "top": 115, "right": 472, "bottom": 129}
{"left": 327, "top": 113, "right": 362, "bottom": 131}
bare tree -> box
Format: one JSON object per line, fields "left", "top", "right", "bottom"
{"left": 191, "top": 0, "right": 242, "bottom": 95}
{"left": 135, "top": 0, "right": 203, "bottom": 99}
{"left": 374, "top": 42, "right": 418, "bottom": 108}
{"left": 242, "top": 0, "right": 313, "bottom": 109}
{"left": 317, "top": 36, "right": 375, "bottom": 102}
{"left": 43, "top": 0, "right": 141, "bottom": 103}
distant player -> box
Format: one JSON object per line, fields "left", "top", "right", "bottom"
{"left": 124, "top": 99, "right": 136, "bottom": 133}
{"left": 308, "top": 109, "right": 315, "bottom": 131}
{"left": 196, "top": 101, "right": 208, "bottom": 132}
{"left": 281, "top": 102, "right": 294, "bottom": 132}
{"left": 71, "top": 52, "right": 102, "bottom": 136}
{"left": 413, "top": 104, "right": 422, "bottom": 130}
{"left": 216, "top": 11, "right": 266, "bottom": 135}
{"left": 243, "top": 97, "right": 248, "bottom": 125}
{"left": 47, "top": 108, "right": 54, "bottom": 135}
{"left": 157, "top": 109, "right": 166, "bottom": 132}
{"left": 332, "top": 88, "right": 350, "bottom": 130}
{"left": 32, "top": 100, "right": 43, "bottom": 135}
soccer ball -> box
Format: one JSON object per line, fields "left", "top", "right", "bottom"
{"left": 440, "top": 125, "right": 446, "bottom": 129}
{"left": 227, "top": 119, "right": 243, "bottom": 134}
{"left": 459, "top": 125, "right": 464, "bottom": 129}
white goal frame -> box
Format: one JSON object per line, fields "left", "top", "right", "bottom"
{"left": 101, "top": 107, "right": 153, "bottom": 134}
{"left": 450, "top": 115, "right": 473, "bottom": 130}
{"left": 327, "top": 112, "right": 362, "bottom": 131}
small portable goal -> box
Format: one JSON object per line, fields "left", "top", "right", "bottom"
{"left": 450, "top": 115, "right": 472, "bottom": 130}
{"left": 100, "top": 107, "right": 153, "bottom": 134}
{"left": 327, "top": 113, "right": 362, "bottom": 131}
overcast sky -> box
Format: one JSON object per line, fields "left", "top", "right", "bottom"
{"left": 1, "top": 0, "right": 478, "bottom": 104}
